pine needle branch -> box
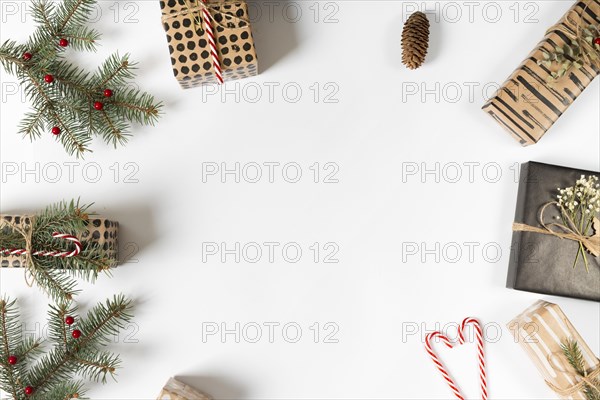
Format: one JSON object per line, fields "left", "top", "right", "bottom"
{"left": 0, "top": 295, "right": 134, "bottom": 398}
{"left": 0, "top": 200, "right": 116, "bottom": 302}
{"left": 561, "top": 339, "right": 600, "bottom": 400}
{"left": 1, "top": 0, "right": 161, "bottom": 156}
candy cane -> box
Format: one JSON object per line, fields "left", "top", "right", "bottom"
{"left": 459, "top": 317, "right": 488, "bottom": 400}
{"left": 425, "top": 331, "right": 465, "bottom": 400}
{"left": 201, "top": 0, "right": 224, "bottom": 84}
{"left": 0, "top": 232, "right": 82, "bottom": 258}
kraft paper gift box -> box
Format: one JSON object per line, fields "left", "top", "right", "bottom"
{"left": 482, "top": 0, "right": 600, "bottom": 145}
{"left": 508, "top": 301, "right": 600, "bottom": 399}
{"left": 160, "top": 0, "right": 258, "bottom": 88}
{"left": 157, "top": 377, "right": 212, "bottom": 400}
{"left": 0, "top": 215, "right": 118, "bottom": 269}
{"left": 508, "top": 162, "right": 600, "bottom": 301}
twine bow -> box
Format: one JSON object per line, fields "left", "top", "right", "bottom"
{"left": 162, "top": 0, "right": 252, "bottom": 84}
{"left": 0, "top": 216, "right": 82, "bottom": 287}
{"left": 544, "top": 0, "right": 600, "bottom": 77}
{"left": 545, "top": 352, "right": 600, "bottom": 396}
{"left": 512, "top": 202, "right": 600, "bottom": 258}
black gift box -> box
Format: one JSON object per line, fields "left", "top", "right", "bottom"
{"left": 508, "top": 162, "right": 600, "bottom": 301}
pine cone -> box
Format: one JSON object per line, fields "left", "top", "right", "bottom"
{"left": 402, "top": 12, "right": 430, "bottom": 70}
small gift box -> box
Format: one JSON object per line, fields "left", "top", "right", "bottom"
{"left": 0, "top": 201, "right": 119, "bottom": 301}
{"left": 508, "top": 162, "right": 600, "bottom": 301}
{"left": 160, "top": 0, "right": 258, "bottom": 88}
{"left": 157, "top": 377, "right": 211, "bottom": 400}
{"left": 482, "top": 0, "right": 600, "bottom": 145}
{"left": 0, "top": 216, "right": 118, "bottom": 269}
{"left": 508, "top": 301, "right": 600, "bottom": 399}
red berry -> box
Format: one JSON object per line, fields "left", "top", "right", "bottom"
{"left": 24, "top": 386, "right": 34, "bottom": 395}
{"left": 103, "top": 89, "right": 113, "bottom": 98}
{"left": 23, "top": 52, "right": 32, "bottom": 61}
{"left": 595, "top": 37, "right": 600, "bottom": 46}
{"left": 59, "top": 38, "right": 69, "bottom": 47}
{"left": 65, "top": 316, "right": 75, "bottom": 325}
{"left": 93, "top": 101, "right": 104, "bottom": 111}
{"left": 8, "top": 355, "right": 17, "bottom": 365}
{"left": 44, "top": 74, "right": 54, "bottom": 83}
{"left": 51, "top": 126, "right": 61, "bottom": 135}
{"left": 72, "top": 329, "right": 82, "bottom": 339}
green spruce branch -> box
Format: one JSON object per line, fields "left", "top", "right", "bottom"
{"left": 561, "top": 339, "right": 600, "bottom": 400}
{"left": 0, "top": 0, "right": 162, "bottom": 157}
{"left": 0, "top": 295, "right": 133, "bottom": 399}
{"left": 0, "top": 200, "right": 116, "bottom": 303}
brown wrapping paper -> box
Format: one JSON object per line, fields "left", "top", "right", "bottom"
{"left": 482, "top": 0, "right": 600, "bottom": 146}
{"left": 508, "top": 301, "right": 600, "bottom": 399}
{"left": 0, "top": 214, "right": 118, "bottom": 269}
{"left": 160, "top": 0, "right": 258, "bottom": 88}
{"left": 157, "top": 378, "right": 212, "bottom": 400}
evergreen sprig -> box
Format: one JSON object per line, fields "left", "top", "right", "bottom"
{"left": 0, "top": 295, "right": 133, "bottom": 399}
{"left": 561, "top": 338, "right": 600, "bottom": 400}
{"left": 0, "top": 200, "right": 115, "bottom": 302}
{"left": 0, "top": 0, "right": 162, "bottom": 157}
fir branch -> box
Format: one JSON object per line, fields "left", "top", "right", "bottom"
{"left": 31, "top": 0, "right": 57, "bottom": 35}
{"left": 561, "top": 339, "right": 600, "bottom": 400}
{"left": 33, "top": 380, "right": 86, "bottom": 400}
{"left": 19, "top": 109, "right": 47, "bottom": 140}
{"left": 111, "top": 89, "right": 162, "bottom": 125}
{"left": 28, "top": 262, "right": 79, "bottom": 302}
{"left": 59, "top": 25, "right": 99, "bottom": 52}
{"left": 55, "top": 0, "right": 97, "bottom": 33}
{"left": 2, "top": 0, "right": 161, "bottom": 156}
{"left": 24, "top": 295, "right": 133, "bottom": 396}
{"left": 94, "top": 53, "right": 135, "bottom": 89}
{"left": 0, "top": 40, "right": 26, "bottom": 74}
{"left": 0, "top": 298, "right": 22, "bottom": 400}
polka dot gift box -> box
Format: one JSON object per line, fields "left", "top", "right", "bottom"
{"left": 0, "top": 214, "right": 118, "bottom": 270}
{"left": 160, "top": 0, "right": 258, "bottom": 88}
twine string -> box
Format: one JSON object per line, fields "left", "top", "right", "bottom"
{"left": 163, "top": 0, "right": 252, "bottom": 83}
{"left": 512, "top": 202, "right": 600, "bottom": 257}
{"left": 545, "top": 352, "right": 600, "bottom": 395}
{"left": 0, "top": 216, "right": 82, "bottom": 287}
{"left": 544, "top": 0, "right": 600, "bottom": 73}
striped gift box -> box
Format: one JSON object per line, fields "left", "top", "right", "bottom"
{"left": 483, "top": 0, "right": 600, "bottom": 146}
{"left": 507, "top": 301, "right": 600, "bottom": 399}
{"left": 157, "top": 377, "right": 211, "bottom": 400}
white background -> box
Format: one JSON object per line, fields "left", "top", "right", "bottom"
{"left": 1, "top": 0, "right": 599, "bottom": 399}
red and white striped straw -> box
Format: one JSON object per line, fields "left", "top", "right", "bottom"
{"left": 0, "top": 232, "right": 82, "bottom": 258}
{"left": 459, "top": 317, "right": 488, "bottom": 400}
{"left": 201, "top": 0, "right": 224, "bottom": 84}
{"left": 425, "top": 331, "right": 465, "bottom": 400}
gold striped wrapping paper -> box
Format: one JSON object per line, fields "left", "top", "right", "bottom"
{"left": 482, "top": 0, "right": 600, "bottom": 146}
{"left": 507, "top": 301, "right": 600, "bottom": 399}
{"left": 157, "top": 378, "right": 212, "bottom": 400}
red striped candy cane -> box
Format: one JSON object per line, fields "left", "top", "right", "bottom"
{"left": 425, "top": 331, "right": 465, "bottom": 400}
{"left": 0, "top": 232, "right": 82, "bottom": 258}
{"left": 201, "top": 0, "right": 224, "bottom": 84}
{"left": 459, "top": 317, "right": 488, "bottom": 400}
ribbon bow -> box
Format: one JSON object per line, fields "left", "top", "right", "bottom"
{"left": 512, "top": 202, "right": 600, "bottom": 259}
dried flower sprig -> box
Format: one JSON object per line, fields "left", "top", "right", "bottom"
{"left": 538, "top": 23, "right": 600, "bottom": 82}
{"left": 556, "top": 175, "right": 600, "bottom": 272}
